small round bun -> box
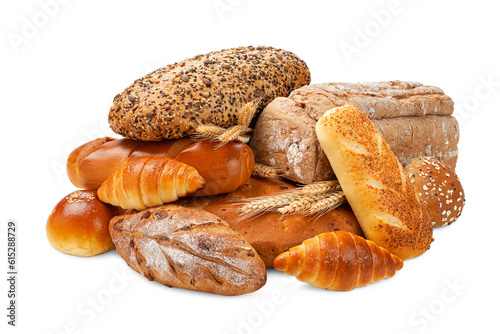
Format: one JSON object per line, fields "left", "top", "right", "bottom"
{"left": 405, "top": 157, "right": 465, "bottom": 227}
{"left": 47, "top": 190, "right": 122, "bottom": 256}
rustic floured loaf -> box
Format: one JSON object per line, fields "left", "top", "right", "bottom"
{"left": 250, "top": 81, "right": 459, "bottom": 184}
{"left": 316, "top": 104, "right": 433, "bottom": 260}
{"left": 109, "top": 205, "right": 267, "bottom": 295}
{"left": 176, "top": 177, "right": 364, "bottom": 267}
{"left": 109, "top": 46, "right": 311, "bottom": 141}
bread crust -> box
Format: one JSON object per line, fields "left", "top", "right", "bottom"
{"left": 405, "top": 157, "right": 465, "bottom": 227}
{"left": 108, "top": 46, "right": 310, "bottom": 141}
{"left": 273, "top": 231, "right": 403, "bottom": 291}
{"left": 316, "top": 105, "right": 433, "bottom": 260}
{"left": 176, "top": 177, "right": 364, "bottom": 267}
{"left": 67, "top": 137, "right": 255, "bottom": 196}
{"left": 109, "top": 205, "right": 267, "bottom": 295}
{"left": 250, "top": 81, "right": 459, "bottom": 184}
{"left": 46, "top": 190, "right": 122, "bottom": 257}
{"left": 97, "top": 156, "right": 206, "bottom": 210}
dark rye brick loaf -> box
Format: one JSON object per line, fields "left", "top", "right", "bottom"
{"left": 109, "top": 46, "right": 311, "bottom": 141}
{"left": 250, "top": 81, "right": 459, "bottom": 184}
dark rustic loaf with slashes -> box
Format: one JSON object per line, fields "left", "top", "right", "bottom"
{"left": 109, "top": 205, "right": 267, "bottom": 296}
{"left": 109, "top": 46, "right": 311, "bottom": 141}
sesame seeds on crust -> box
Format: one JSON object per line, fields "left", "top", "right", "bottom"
{"left": 405, "top": 156, "right": 465, "bottom": 227}
{"left": 316, "top": 104, "right": 434, "bottom": 260}
{"left": 108, "top": 46, "right": 311, "bottom": 141}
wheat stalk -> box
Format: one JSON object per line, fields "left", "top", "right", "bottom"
{"left": 236, "top": 180, "right": 345, "bottom": 219}
{"left": 195, "top": 123, "right": 226, "bottom": 137}
{"left": 306, "top": 191, "right": 346, "bottom": 216}
{"left": 217, "top": 125, "right": 249, "bottom": 143}
{"left": 277, "top": 192, "right": 332, "bottom": 215}
{"left": 192, "top": 98, "right": 261, "bottom": 145}
{"left": 252, "top": 163, "right": 282, "bottom": 179}
{"left": 238, "top": 192, "right": 299, "bottom": 217}
{"left": 296, "top": 180, "right": 341, "bottom": 194}
{"left": 238, "top": 97, "right": 262, "bottom": 126}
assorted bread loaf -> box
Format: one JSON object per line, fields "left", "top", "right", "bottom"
{"left": 109, "top": 46, "right": 311, "bottom": 141}
{"left": 110, "top": 205, "right": 266, "bottom": 295}
{"left": 46, "top": 45, "right": 465, "bottom": 295}
{"left": 405, "top": 156, "right": 465, "bottom": 226}
{"left": 250, "top": 81, "right": 459, "bottom": 184}
{"left": 67, "top": 137, "right": 255, "bottom": 196}
{"left": 274, "top": 231, "right": 403, "bottom": 291}
{"left": 46, "top": 190, "right": 123, "bottom": 257}
{"left": 97, "top": 156, "right": 206, "bottom": 210}
{"left": 175, "top": 177, "right": 364, "bottom": 267}
{"left": 316, "top": 104, "right": 433, "bottom": 260}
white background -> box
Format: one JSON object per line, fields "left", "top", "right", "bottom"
{"left": 1, "top": 0, "right": 498, "bottom": 333}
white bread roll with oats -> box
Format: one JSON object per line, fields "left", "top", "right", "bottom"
{"left": 316, "top": 104, "right": 433, "bottom": 260}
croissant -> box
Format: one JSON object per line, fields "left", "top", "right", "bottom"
{"left": 97, "top": 156, "right": 206, "bottom": 210}
{"left": 273, "top": 231, "right": 403, "bottom": 291}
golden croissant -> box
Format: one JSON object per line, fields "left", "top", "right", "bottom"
{"left": 97, "top": 156, "right": 206, "bottom": 210}
{"left": 273, "top": 231, "right": 403, "bottom": 291}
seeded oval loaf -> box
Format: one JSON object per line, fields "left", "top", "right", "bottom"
{"left": 109, "top": 46, "right": 311, "bottom": 141}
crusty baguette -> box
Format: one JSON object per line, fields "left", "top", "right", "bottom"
{"left": 250, "top": 81, "right": 459, "bottom": 184}
{"left": 109, "top": 46, "right": 311, "bottom": 141}
{"left": 176, "top": 177, "right": 364, "bottom": 267}
{"left": 67, "top": 137, "right": 255, "bottom": 196}
{"left": 97, "top": 156, "right": 206, "bottom": 210}
{"left": 109, "top": 205, "right": 267, "bottom": 296}
{"left": 315, "top": 104, "right": 433, "bottom": 260}
{"left": 274, "top": 231, "right": 403, "bottom": 291}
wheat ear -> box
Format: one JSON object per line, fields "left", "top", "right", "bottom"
{"left": 306, "top": 191, "right": 346, "bottom": 216}
{"left": 277, "top": 192, "right": 332, "bottom": 215}
{"left": 236, "top": 180, "right": 345, "bottom": 219}
{"left": 237, "top": 191, "right": 300, "bottom": 219}
{"left": 294, "top": 180, "right": 341, "bottom": 195}
{"left": 252, "top": 164, "right": 282, "bottom": 179}
{"left": 192, "top": 98, "right": 261, "bottom": 145}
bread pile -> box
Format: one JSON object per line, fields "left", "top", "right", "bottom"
{"left": 250, "top": 81, "right": 459, "bottom": 184}
{"left": 46, "top": 46, "right": 465, "bottom": 295}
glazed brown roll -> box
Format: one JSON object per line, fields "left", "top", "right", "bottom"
{"left": 46, "top": 190, "right": 123, "bottom": 257}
